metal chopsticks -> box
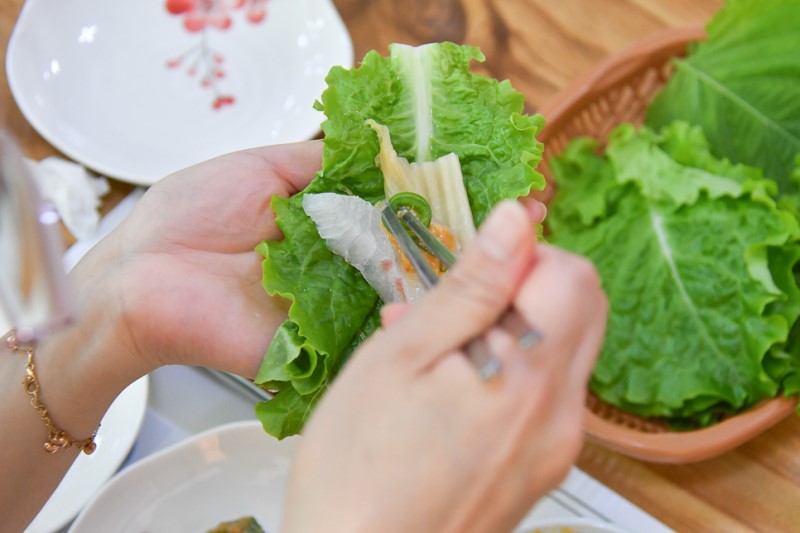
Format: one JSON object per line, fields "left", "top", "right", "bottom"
{"left": 381, "top": 205, "right": 541, "bottom": 380}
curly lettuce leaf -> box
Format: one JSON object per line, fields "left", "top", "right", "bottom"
{"left": 255, "top": 43, "right": 545, "bottom": 438}
{"left": 257, "top": 196, "right": 378, "bottom": 359}
{"left": 776, "top": 155, "right": 800, "bottom": 217}
{"left": 548, "top": 123, "right": 800, "bottom": 425}
{"left": 646, "top": 0, "right": 800, "bottom": 191}
{"left": 763, "top": 245, "right": 800, "bottom": 404}
{"left": 255, "top": 385, "right": 324, "bottom": 439}
{"left": 547, "top": 137, "right": 618, "bottom": 229}
{"left": 313, "top": 42, "right": 545, "bottom": 223}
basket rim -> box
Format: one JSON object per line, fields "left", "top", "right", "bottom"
{"left": 584, "top": 396, "right": 797, "bottom": 463}
{"left": 539, "top": 25, "right": 706, "bottom": 141}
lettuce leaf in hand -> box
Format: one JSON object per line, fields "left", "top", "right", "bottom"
{"left": 548, "top": 123, "right": 800, "bottom": 426}
{"left": 646, "top": 0, "right": 800, "bottom": 192}
{"left": 255, "top": 42, "right": 545, "bottom": 438}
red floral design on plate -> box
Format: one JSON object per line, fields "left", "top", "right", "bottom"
{"left": 164, "top": 0, "right": 269, "bottom": 110}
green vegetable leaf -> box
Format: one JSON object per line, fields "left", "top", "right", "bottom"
{"left": 258, "top": 196, "right": 378, "bottom": 359}
{"left": 547, "top": 137, "right": 618, "bottom": 229}
{"left": 581, "top": 192, "right": 789, "bottom": 420}
{"left": 314, "top": 42, "right": 545, "bottom": 224}
{"left": 607, "top": 124, "right": 745, "bottom": 205}
{"left": 762, "top": 245, "right": 800, "bottom": 400}
{"left": 548, "top": 123, "right": 800, "bottom": 425}
{"left": 256, "top": 321, "right": 329, "bottom": 396}
{"left": 646, "top": 0, "right": 800, "bottom": 190}
{"left": 255, "top": 42, "right": 545, "bottom": 438}
{"left": 777, "top": 155, "right": 800, "bottom": 217}
{"left": 255, "top": 385, "right": 325, "bottom": 439}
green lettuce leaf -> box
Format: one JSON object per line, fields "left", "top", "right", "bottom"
{"left": 777, "top": 155, "right": 800, "bottom": 217}
{"left": 255, "top": 385, "right": 324, "bottom": 439}
{"left": 255, "top": 42, "right": 545, "bottom": 438}
{"left": 548, "top": 123, "right": 800, "bottom": 426}
{"left": 547, "top": 137, "right": 618, "bottom": 229}
{"left": 763, "top": 245, "right": 800, "bottom": 404}
{"left": 646, "top": 0, "right": 800, "bottom": 191}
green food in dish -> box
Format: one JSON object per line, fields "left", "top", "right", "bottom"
{"left": 547, "top": 122, "right": 800, "bottom": 427}
{"left": 254, "top": 42, "right": 546, "bottom": 438}
{"left": 207, "top": 516, "right": 266, "bottom": 533}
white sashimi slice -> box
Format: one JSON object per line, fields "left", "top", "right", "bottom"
{"left": 302, "top": 192, "right": 424, "bottom": 303}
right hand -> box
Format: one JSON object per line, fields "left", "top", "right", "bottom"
{"left": 282, "top": 200, "right": 608, "bottom": 533}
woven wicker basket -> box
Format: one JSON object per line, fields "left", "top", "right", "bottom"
{"left": 536, "top": 26, "right": 797, "bottom": 463}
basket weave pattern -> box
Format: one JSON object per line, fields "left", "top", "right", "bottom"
{"left": 544, "top": 63, "right": 673, "bottom": 156}
{"left": 585, "top": 395, "right": 668, "bottom": 434}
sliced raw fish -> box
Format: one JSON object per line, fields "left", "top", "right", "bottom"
{"left": 302, "top": 192, "right": 423, "bottom": 303}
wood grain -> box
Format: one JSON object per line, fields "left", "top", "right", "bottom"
{"left": 332, "top": 0, "right": 724, "bottom": 111}
{"left": 3, "top": 1, "right": 799, "bottom": 532}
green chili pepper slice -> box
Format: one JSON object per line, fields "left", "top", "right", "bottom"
{"left": 389, "top": 192, "right": 432, "bottom": 227}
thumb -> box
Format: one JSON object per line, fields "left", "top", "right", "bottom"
{"left": 382, "top": 200, "right": 536, "bottom": 369}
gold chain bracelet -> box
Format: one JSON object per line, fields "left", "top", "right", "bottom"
{"left": 5, "top": 331, "right": 99, "bottom": 455}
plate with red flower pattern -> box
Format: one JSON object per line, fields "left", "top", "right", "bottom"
{"left": 6, "top": 0, "right": 353, "bottom": 186}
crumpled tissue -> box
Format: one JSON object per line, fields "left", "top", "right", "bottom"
{"left": 24, "top": 156, "right": 109, "bottom": 241}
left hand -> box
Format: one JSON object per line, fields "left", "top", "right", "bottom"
{"left": 3, "top": 141, "right": 322, "bottom": 533}
{"left": 67, "top": 140, "right": 323, "bottom": 382}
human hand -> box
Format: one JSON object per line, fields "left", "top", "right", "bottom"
{"left": 2, "top": 142, "right": 323, "bottom": 533}
{"left": 281, "top": 200, "right": 607, "bottom": 533}
{"left": 67, "top": 141, "right": 322, "bottom": 384}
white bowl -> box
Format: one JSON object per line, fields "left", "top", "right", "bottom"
{"left": 68, "top": 420, "right": 299, "bottom": 533}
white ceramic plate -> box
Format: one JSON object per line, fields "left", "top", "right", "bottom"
{"left": 25, "top": 375, "right": 149, "bottom": 533}
{"left": 6, "top": 0, "right": 353, "bottom": 186}
{"left": 68, "top": 420, "right": 298, "bottom": 533}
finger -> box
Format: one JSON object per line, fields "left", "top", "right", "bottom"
{"left": 566, "top": 290, "right": 607, "bottom": 398}
{"left": 512, "top": 245, "right": 606, "bottom": 377}
{"left": 380, "top": 303, "right": 411, "bottom": 327}
{"left": 381, "top": 201, "right": 536, "bottom": 371}
{"left": 139, "top": 140, "right": 323, "bottom": 251}
{"left": 519, "top": 197, "right": 547, "bottom": 225}
{"left": 160, "top": 139, "right": 322, "bottom": 196}
{"left": 248, "top": 139, "right": 324, "bottom": 195}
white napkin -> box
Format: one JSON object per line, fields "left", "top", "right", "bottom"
{"left": 24, "top": 156, "right": 109, "bottom": 241}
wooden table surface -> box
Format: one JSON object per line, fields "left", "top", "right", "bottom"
{"left": 3, "top": 1, "right": 799, "bottom": 531}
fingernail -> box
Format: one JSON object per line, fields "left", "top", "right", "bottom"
{"left": 477, "top": 201, "right": 526, "bottom": 260}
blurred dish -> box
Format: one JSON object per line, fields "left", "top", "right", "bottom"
{"left": 519, "top": 517, "right": 633, "bottom": 533}
{"left": 68, "top": 420, "right": 298, "bottom": 533}
{"left": 25, "top": 376, "right": 149, "bottom": 533}
{"left": 69, "top": 419, "right": 664, "bottom": 532}
{"left": 6, "top": 0, "right": 353, "bottom": 186}
{"left": 537, "top": 25, "right": 797, "bottom": 463}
